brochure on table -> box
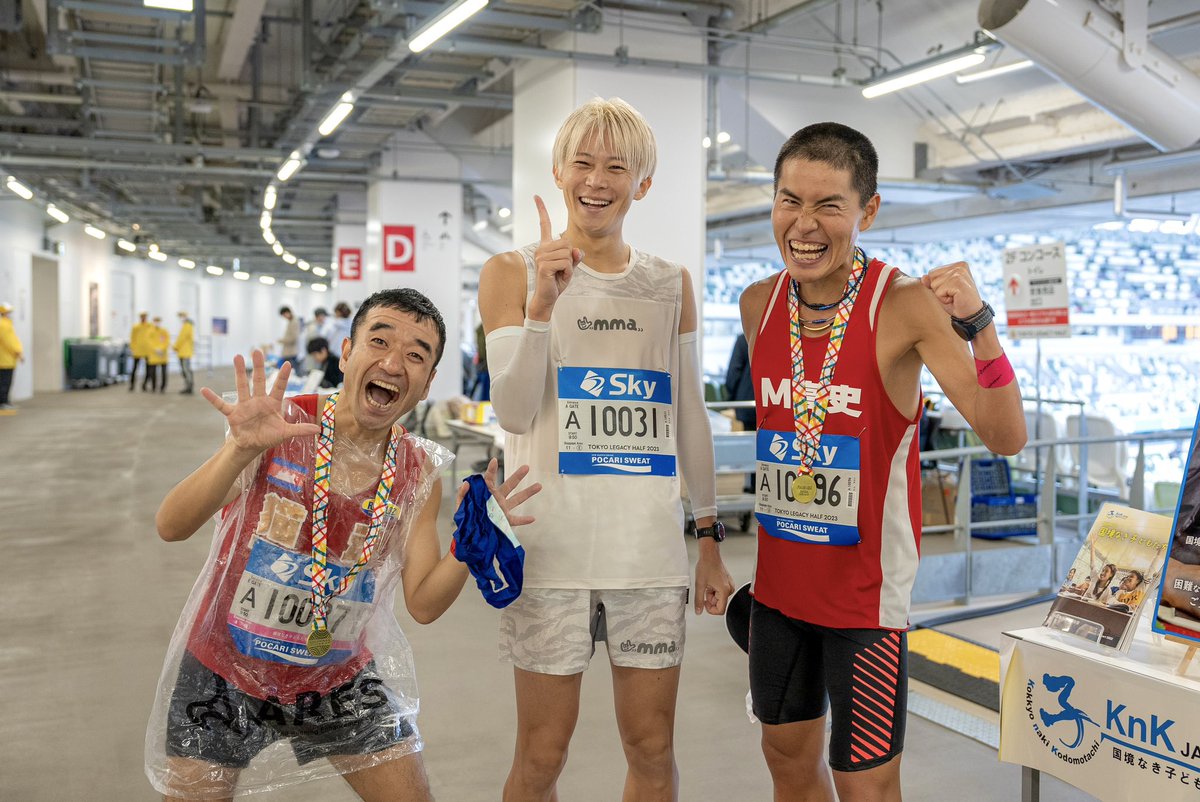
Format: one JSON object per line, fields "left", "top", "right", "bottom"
{"left": 1153, "top": 401, "right": 1200, "bottom": 644}
{"left": 1045, "top": 503, "right": 1171, "bottom": 651}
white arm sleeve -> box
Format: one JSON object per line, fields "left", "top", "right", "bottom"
{"left": 677, "top": 331, "right": 717, "bottom": 520}
{"left": 486, "top": 319, "right": 551, "bottom": 434}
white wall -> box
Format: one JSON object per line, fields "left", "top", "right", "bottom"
{"left": 0, "top": 202, "right": 331, "bottom": 398}
{"left": 0, "top": 199, "right": 47, "bottom": 401}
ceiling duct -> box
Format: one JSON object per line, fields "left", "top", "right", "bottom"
{"left": 978, "top": 0, "right": 1200, "bottom": 152}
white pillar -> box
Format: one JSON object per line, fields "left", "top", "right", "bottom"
{"left": 365, "top": 179, "right": 463, "bottom": 401}
{"left": 512, "top": 21, "right": 707, "bottom": 298}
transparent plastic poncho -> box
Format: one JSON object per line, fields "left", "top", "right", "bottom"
{"left": 146, "top": 394, "right": 452, "bottom": 798}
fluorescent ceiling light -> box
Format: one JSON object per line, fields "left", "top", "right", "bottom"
{"left": 312, "top": 267, "right": 328, "bottom": 277}
{"left": 144, "top": 0, "right": 193, "bottom": 10}
{"left": 955, "top": 59, "right": 1034, "bottom": 84}
{"left": 701, "top": 136, "right": 712, "bottom": 149}
{"left": 285, "top": 279, "right": 302, "bottom": 289}
{"left": 497, "top": 207, "right": 511, "bottom": 219}
{"left": 148, "top": 243, "right": 159, "bottom": 252}
{"left": 263, "top": 229, "right": 276, "bottom": 245}
{"left": 206, "top": 265, "right": 224, "bottom": 275}
{"left": 473, "top": 219, "right": 488, "bottom": 231}
{"left": 312, "top": 283, "right": 328, "bottom": 292}
{"left": 408, "top": 0, "right": 488, "bottom": 53}
{"left": 318, "top": 93, "right": 356, "bottom": 136}
{"left": 260, "top": 212, "right": 272, "bottom": 229}
{"left": 263, "top": 187, "right": 277, "bottom": 211}
{"left": 117, "top": 239, "right": 137, "bottom": 252}
{"left": 6, "top": 177, "right": 33, "bottom": 199}
{"left": 178, "top": 258, "right": 196, "bottom": 269}
{"left": 717, "top": 131, "right": 731, "bottom": 144}
{"left": 282, "top": 252, "right": 298, "bottom": 264}
{"left": 862, "top": 51, "right": 987, "bottom": 99}
{"left": 297, "top": 260, "right": 310, "bottom": 270}
{"left": 46, "top": 205, "right": 69, "bottom": 223}
{"left": 271, "top": 241, "right": 284, "bottom": 256}
{"left": 233, "top": 271, "right": 250, "bottom": 281}
{"left": 276, "top": 152, "right": 303, "bottom": 182}
{"left": 149, "top": 251, "right": 168, "bottom": 262}
{"left": 84, "top": 224, "right": 107, "bottom": 240}
{"left": 259, "top": 275, "right": 276, "bottom": 285}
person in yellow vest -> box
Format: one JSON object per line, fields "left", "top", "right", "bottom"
{"left": 130, "top": 311, "right": 152, "bottom": 391}
{"left": 0, "top": 302, "right": 23, "bottom": 412}
{"left": 174, "top": 312, "right": 195, "bottom": 394}
{"left": 146, "top": 316, "right": 170, "bottom": 393}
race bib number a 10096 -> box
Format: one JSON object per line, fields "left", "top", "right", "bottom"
{"left": 754, "top": 429, "right": 861, "bottom": 545}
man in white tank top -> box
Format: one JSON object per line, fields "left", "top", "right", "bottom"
{"left": 479, "top": 98, "right": 734, "bottom": 800}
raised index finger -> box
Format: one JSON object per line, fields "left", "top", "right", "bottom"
{"left": 534, "top": 194, "right": 554, "bottom": 243}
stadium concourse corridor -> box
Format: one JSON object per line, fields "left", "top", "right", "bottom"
{"left": 2, "top": 371, "right": 1096, "bottom": 801}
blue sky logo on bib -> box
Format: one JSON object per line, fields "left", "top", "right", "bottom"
{"left": 580, "top": 370, "right": 606, "bottom": 397}
{"left": 269, "top": 553, "right": 302, "bottom": 584}
{"left": 769, "top": 434, "right": 789, "bottom": 461}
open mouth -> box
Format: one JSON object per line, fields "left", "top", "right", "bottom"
{"left": 365, "top": 379, "right": 400, "bottom": 409}
{"left": 788, "top": 241, "right": 828, "bottom": 263}
{"left": 579, "top": 196, "right": 611, "bottom": 209}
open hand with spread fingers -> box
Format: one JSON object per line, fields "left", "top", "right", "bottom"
{"left": 527, "top": 194, "right": 583, "bottom": 321}
{"left": 454, "top": 457, "right": 542, "bottom": 529}
{"left": 921, "top": 261, "right": 986, "bottom": 319}
{"left": 199, "top": 349, "right": 320, "bottom": 458}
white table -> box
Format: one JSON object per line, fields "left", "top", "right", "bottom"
{"left": 1000, "top": 622, "right": 1200, "bottom": 801}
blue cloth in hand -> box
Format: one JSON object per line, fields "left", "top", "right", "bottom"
{"left": 452, "top": 474, "right": 525, "bottom": 609}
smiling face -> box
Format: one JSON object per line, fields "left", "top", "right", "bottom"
{"left": 772, "top": 157, "right": 880, "bottom": 296}
{"left": 554, "top": 133, "right": 651, "bottom": 240}
{"left": 337, "top": 306, "right": 439, "bottom": 439}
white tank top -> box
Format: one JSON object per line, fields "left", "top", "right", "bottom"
{"left": 506, "top": 243, "right": 688, "bottom": 589}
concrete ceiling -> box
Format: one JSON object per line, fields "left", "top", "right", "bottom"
{"left": 1, "top": 0, "right": 1198, "bottom": 276}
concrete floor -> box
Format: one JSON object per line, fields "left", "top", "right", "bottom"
{"left": 1, "top": 373, "right": 1097, "bottom": 800}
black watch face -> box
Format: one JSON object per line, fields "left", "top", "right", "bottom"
{"left": 951, "top": 318, "right": 973, "bottom": 341}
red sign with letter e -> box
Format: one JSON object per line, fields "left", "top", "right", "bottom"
{"left": 338, "top": 248, "right": 362, "bottom": 281}
{"left": 383, "top": 225, "right": 416, "bottom": 272}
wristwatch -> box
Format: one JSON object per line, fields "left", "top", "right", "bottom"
{"left": 950, "top": 302, "right": 995, "bottom": 342}
{"left": 693, "top": 521, "right": 727, "bottom": 542}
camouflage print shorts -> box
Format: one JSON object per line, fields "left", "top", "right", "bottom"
{"left": 499, "top": 587, "right": 687, "bottom": 675}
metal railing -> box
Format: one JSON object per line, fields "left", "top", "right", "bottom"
{"left": 920, "top": 426, "right": 1191, "bottom": 604}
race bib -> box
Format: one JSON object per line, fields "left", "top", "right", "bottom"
{"left": 227, "top": 537, "right": 375, "bottom": 667}
{"left": 754, "top": 429, "right": 861, "bottom": 545}
{"left": 556, "top": 366, "right": 675, "bottom": 476}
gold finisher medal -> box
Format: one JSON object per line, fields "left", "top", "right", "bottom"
{"left": 306, "top": 628, "right": 333, "bottom": 657}
{"left": 791, "top": 473, "right": 817, "bottom": 504}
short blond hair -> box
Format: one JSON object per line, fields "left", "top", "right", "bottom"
{"left": 552, "top": 97, "right": 657, "bottom": 184}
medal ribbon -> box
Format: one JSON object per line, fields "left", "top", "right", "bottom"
{"left": 787, "top": 248, "right": 867, "bottom": 476}
{"left": 310, "top": 392, "right": 399, "bottom": 638}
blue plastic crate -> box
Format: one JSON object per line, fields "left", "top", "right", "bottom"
{"left": 970, "top": 493, "right": 1037, "bottom": 538}
{"left": 970, "top": 458, "right": 1013, "bottom": 497}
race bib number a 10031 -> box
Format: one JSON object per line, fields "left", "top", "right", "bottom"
{"left": 557, "top": 366, "right": 675, "bottom": 476}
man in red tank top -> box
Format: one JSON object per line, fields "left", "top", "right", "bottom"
{"left": 738, "top": 123, "right": 1026, "bottom": 800}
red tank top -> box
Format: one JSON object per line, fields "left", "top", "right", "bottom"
{"left": 750, "top": 259, "right": 922, "bottom": 631}
{"left": 187, "top": 395, "right": 420, "bottom": 702}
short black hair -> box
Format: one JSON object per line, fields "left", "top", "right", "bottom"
{"left": 350, "top": 288, "right": 446, "bottom": 366}
{"left": 773, "top": 122, "right": 878, "bottom": 207}
{"left": 313, "top": 307, "right": 328, "bottom": 317}
{"left": 306, "top": 337, "right": 329, "bottom": 355}
{"left": 1126, "top": 570, "right": 1145, "bottom": 585}
{"left": 279, "top": 305, "right": 292, "bottom": 315}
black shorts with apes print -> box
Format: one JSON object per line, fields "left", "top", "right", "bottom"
{"left": 166, "top": 650, "right": 418, "bottom": 769}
